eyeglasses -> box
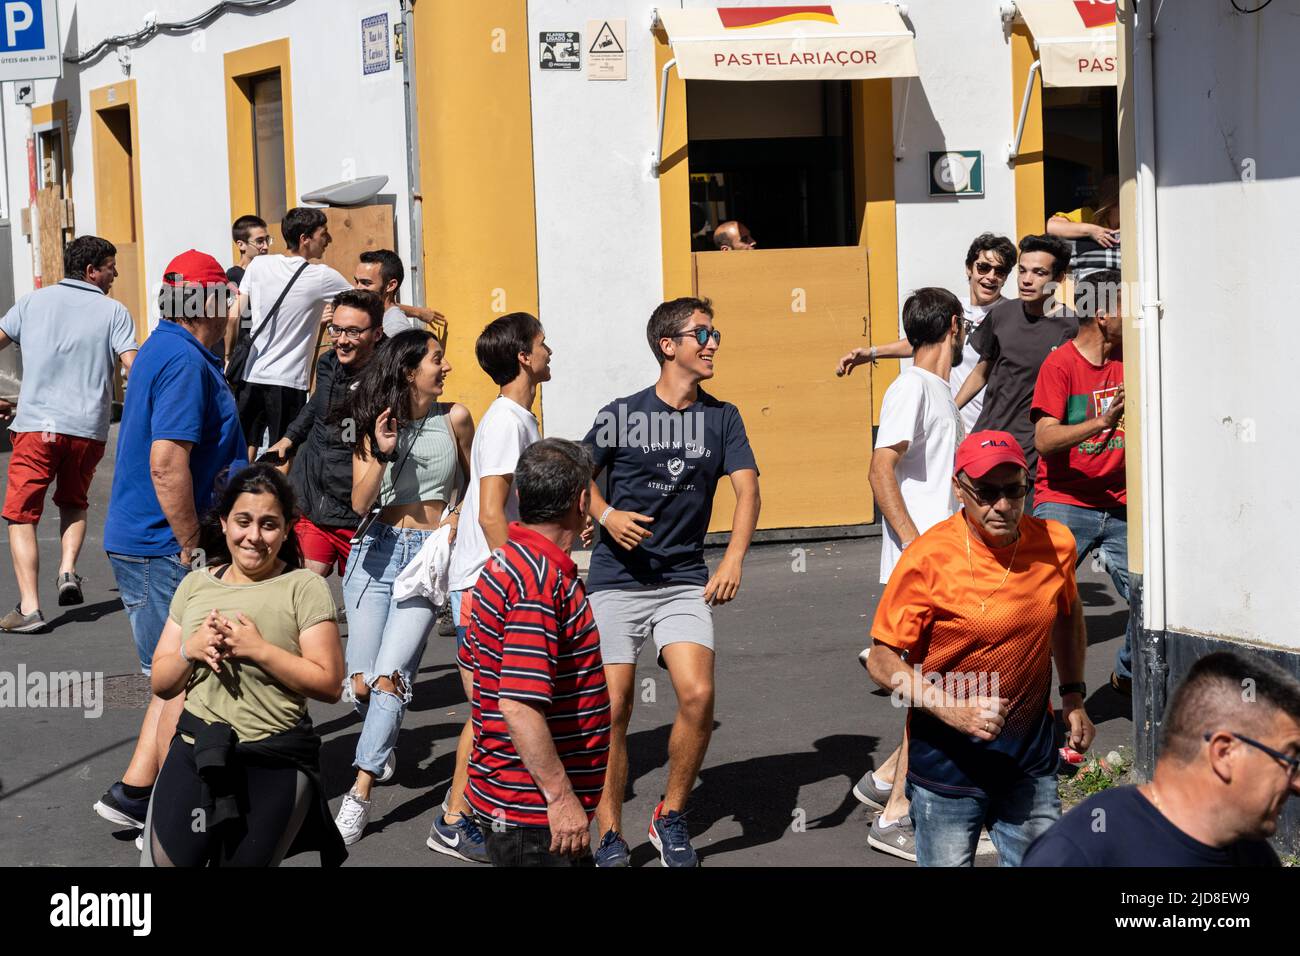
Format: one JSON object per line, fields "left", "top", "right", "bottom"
{"left": 670, "top": 327, "right": 722, "bottom": 347}
{"left": 1205, "top": 731, "right": 1300, "bottom": 782}
{"left": 958, "top": 476, "right": 1029, "bottom": 505}
{"left": 249, "top": 236, "right": 272, "bottom": 248}
{"left": 327, "top": 324, "right": 375, "bottom": 340}
{"left": 973, "top": 261, "right": 1010, "bottom": 278}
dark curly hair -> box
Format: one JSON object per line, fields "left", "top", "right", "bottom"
{"left": 197, "top": 463, "right": 302, "bottom": 571}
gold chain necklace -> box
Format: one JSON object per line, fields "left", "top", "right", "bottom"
{"left": 964, "top": 526, "right": 1020, "bottom": 613}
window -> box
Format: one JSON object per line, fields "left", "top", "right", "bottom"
{"left": 249, "top": 71, "right": 287, "bottom": 225}
{"left": 1043, "top": 86, "right": 1118, "bottom": 221}
{"left": 686, "top": 80, "right": 857, "bottom": 250}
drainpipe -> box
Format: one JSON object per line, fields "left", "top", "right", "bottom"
{"left": 1132, "top": 0, "right": 1168, "bottom": 734}
{"left": 400, "top": 0, "right": 425, "bottom": 308}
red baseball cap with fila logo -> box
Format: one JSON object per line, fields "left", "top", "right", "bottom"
{"left": 954, "top": 430, "right": 1028, "bottom": 479}
{"left": 161, "top": 250, "right": 229, "bottom": 288}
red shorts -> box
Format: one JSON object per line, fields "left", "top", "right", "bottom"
{"left": 2, "top": 431, "right": 107, "bottom": 524}
{"left": 295, "top": 515, "right": 354, "bottom": 574}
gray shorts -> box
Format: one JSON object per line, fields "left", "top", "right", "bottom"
{"left": 588, "top": 584, "right": 714, "bottom": 666}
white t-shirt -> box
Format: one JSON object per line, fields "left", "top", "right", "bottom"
{"left": 382, "top": 305, "right": 413, "bottom": 338}
{"left": 447, "top": 395, "right": 542, "bottom": 591}
{"left": 950, "top": 295, "right": 1013, "bottom": 432}
{"left": 875, "top": 366, "right": 963, "bottom": 583}
{"left": 239, "top": 254, "right": 353, "bottom": 391}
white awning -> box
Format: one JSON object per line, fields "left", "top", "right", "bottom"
{"left": 1016, "top": 0, "right": 1117, "bottom": 88}
{"left": 657, "top": 4, "right": 919, "bottom": 82}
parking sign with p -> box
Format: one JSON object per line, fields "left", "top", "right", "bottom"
{"left": 0, "top": 0, "right": 60, "bottom": 81}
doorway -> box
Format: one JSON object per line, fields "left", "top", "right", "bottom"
{"left": 91, "top": 83, "right": 146, "bottom": 343}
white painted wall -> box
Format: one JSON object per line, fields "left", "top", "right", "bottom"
{"left": 525, "top": 0, "right": 667, "bottom": 441}
{"left": 3, "top": 0, "right": 411, "bottom": 308}
{"left": 1148, "top": 2, "right": 1299, "bottom": 650}
{"left": 891, "top": 0, "right": 1018, "bottom": 321}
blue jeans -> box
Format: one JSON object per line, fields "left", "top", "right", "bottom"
{"left": 908, "top": 775, "right": 1060, "bottom": 867}
{"left": 450, "top": 588, "right": 471, "bottom": 667}
{"left": 342, "top": 523, "right": 438, "bottom": 775}
{"left": 107, "top": 552, "right": 191, "bottom": 675}
{"left": 1033, "top": 501, "right": 1132, "bottom": 680}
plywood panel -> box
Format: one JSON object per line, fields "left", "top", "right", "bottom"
{"left": 36, "top": 187, "right": 65, "bottom": 283}
{"left": 695, "top": 246, "right": 874, "bottom": 531}
{"left": 321, "top": 205, "right": 396, "bottom": 279}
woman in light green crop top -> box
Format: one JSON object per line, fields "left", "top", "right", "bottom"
{"left": 334, "top": 329, "right": 474, "bottom": 845}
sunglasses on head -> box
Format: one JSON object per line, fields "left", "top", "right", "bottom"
{"left": 959, "top": 475, "right": 1029, "bottom": 505}
{"left": 670, "top": 327, "right": 722, "bottom": 347}
{"left": 973, "top": 261, "right": 1011, "bottom": 278}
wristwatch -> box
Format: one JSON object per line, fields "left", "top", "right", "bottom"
{"left": 1059, "top": 681, "right": 1087, "bottom": 698}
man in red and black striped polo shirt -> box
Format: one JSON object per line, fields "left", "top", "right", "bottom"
{"left": 463, "top": 438, "right": 611, "bottom": 866}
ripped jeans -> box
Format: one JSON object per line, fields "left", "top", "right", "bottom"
{"left": 342, "top": 523, "right": 439, "bottom": 776}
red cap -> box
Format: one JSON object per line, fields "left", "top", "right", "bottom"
{"left": 162, "top": 250, "right": 229, "bottom": 288}
{"left": 954, "top": 430, "right": 1027, "bottom": 479}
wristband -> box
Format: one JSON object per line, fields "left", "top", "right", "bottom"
{"left": 598, "top": 506, "right": 614, "bottom": 527}
{"left": 1059, "top": 681, "right": 1086, "bottom": 698}
{"left": 179, "top": 640, "right": 192, "bottom": 664}
{"left": 869, "top": 346, "right": 878, "bottom": 362}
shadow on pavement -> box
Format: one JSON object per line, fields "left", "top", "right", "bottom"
{"left": 626, "top": 732, "right": 879, "bottom": 866}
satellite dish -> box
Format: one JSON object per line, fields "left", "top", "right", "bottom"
{"left": 300, "top": 175, "right": 390, "bottom": 207}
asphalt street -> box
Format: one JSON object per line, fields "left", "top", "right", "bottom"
{"left": 0, "top": 426, "right": 1134, "bottom": 867}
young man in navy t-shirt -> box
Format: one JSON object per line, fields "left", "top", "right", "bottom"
{"left": 581, "top": 297, "right": 761, "bottom": 867}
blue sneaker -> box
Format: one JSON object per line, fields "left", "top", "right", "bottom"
{"left": 648, "top": 801, "right": 699, "bottom": 867}
{"left": 426, "top": 811, "right": 490, "bottom": 863}
{"left": 93, "top": 781, "right": 149, "bottom": 829}
{"left": 594, "top": 829, "right": 631, "bottom": 867}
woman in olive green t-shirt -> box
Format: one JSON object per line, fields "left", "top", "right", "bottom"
{"left": 146, "top": 464, "right": 344, "bottom": 866}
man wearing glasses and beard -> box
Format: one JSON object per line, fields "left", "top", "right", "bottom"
{"left": 865, "top": 431, "right": 1095, "bottom": 866}
{"left": 264, "top": 289, "right": 385, "bottom": 578}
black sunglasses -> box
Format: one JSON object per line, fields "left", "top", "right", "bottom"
{"left": 958, "top": 475, "right": 1029, "bottom": 505}
{"left": 973, "top": 261, "right": 1011, "bottom": 278}
{"left": 1206, "top": 731, "right": 1300, "bottom": 781}
{"left": 670, "top": 327, "right": 722, "bottom": 347}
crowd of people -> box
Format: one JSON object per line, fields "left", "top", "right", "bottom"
{"left": 1, "top": 210, "right": 1296, "bottom": 868}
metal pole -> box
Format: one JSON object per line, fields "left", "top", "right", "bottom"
{"left": 652, "top": 58, "right": 677, "bottom": 178}
{"left": 1008, "top": 59, "right": 1041, "bottom": 164}
{"left": 400, "top": 0, "right": 425, "bottom": 307}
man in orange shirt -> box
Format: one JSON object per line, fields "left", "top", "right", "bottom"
{"left": 865, "top": 431, "right": 1095, "bottom": 866}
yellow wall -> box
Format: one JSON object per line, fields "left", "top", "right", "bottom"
{"left": 853, "top": 78, "right": 899, "bottom": 425}
{"left": 224, "top": 39, "right": 297, "bottom": 256}
{"left": 1116, "top": 2, "right": 1142, "bottom": 574}
{"left": 413, "top": 2, "right": 540, "bottom": 425}
{"left": 89, "top": 82, "right": 148, "bottom": 343}
{"left": 655, "top": 31, "right": 693, "bottom": 300}
{"left": 1011, "top": 24, "right": 1045, "bottom": 242}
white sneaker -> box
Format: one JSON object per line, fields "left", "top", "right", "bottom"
{"left": 334, "top": 788, "right": 372, "bottom": 845}
{"left": 377, "top": 751, "right": 396, "bottom": 785}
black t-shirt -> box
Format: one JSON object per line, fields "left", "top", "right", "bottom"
{"left": 1023, "top": 786, "right": 1281, "bottom": 867}
{"left": 582, "top": 385, "right": 758, "bottom": 591}
{"left": 970, "top": 298, "right": 1078, "bottom": 475}
{"left": 226, "top": 265, "right": 246, "bottom": 286}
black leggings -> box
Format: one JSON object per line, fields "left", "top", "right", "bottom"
{"left": 143, "top": 735, "right": 310, "bottom": 867}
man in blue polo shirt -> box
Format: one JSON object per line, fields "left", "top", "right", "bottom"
{"left": 93, "top": 250, "right": 247, "bottom": 836}
{"left": 581, "top": 296, "right": 761, "bottom": 867}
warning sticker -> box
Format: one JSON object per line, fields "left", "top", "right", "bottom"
{"left": 586, "top": 19, "right": 626, "bottom": 81}
{"left": 539, "top": 31, "right": 581, "bottom": 70}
